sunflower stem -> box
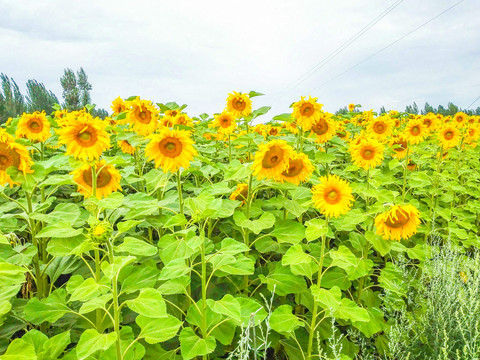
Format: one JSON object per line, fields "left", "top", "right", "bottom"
{"left": 228, "top": 134, "right": 232, "bottom": 162}
{"left": 243, "top": 174, "right": 253, "bottom": 295}
{"left": 401, "top": 147, "right": 410, "bottom": 202}
{"left": 425, "top": 144, "right": 444, "bottom": 242}
{"left": 107, "top": 241, "right": 123, "bottom": 360}
{"left": 177, "top": 170, "right": 184, "bottom": 215}
{"left": 306, "top": 216, "right": 329, "bottom": 360}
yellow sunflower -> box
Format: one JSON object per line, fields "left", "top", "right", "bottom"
{"left": 176, "top": 113, "right": 194, "bottom": 127}
{"left": 161, "top": 115, "right": 176, "bottom": 128}
{"left": 211, "top": 112, "right": 236, "bottom": 135}
{"left": 422, "top": 113, "right": 438, "bottom": 132}
{"left": 453, "top": 112, "right": 468, "bottom": 127}
{"left": 310, "top": 113, "right": 336, "bottom": 143}
{"left": 311, "top": 175, "right": 354, "bottom": 218}
{"left": 225, "top": 92, "right": 252, "bottom": 118}
{"left": 73, "top": 160, "right": 122, "bottom": 199}
{"left": 291, "top": 96, "right": 323, "bottom": 131}
{"left": 267, "top": 125, "right": 281, "bottom": 137}
{"left": 348, "top": 103, "right": 355, "bottom": 112}
{"left": 403, "top": 118, "right": 427, "bottom": 145}
{"left": 280, "top": 152, "right": 314, "bottom": 185}
{"left": 16, "top": 111, "right": 51, "bottom": 142}
{"left": 367, "top": 116, "right": 393, "bottom": 141}
{"left": 229, "top": 183, "right": 249, "bottom": 204}
{"left": 375, "top": 204, "right": 420, "bottom": 241}
{"left": 145, "top": 128, "right": 197, "bottom": 173}
{"left": 57, "top": 113, "right": 110, "bottom": 161}
{"left": 350, "top": 138, "right": 384, "bottom": 170}
{"left": 465, "top": 124, "right": 480, "bottom": 147}
{"left": 111, "top": 97, "right": 127, "bottom": 115}
{"left": 438, "top": 125, "right": 461, "bottom": 149}
{"left": 0, "top": 131, "right": 33, "bottom": 187}
{"left": 54, "top": 109, "right": 68, "bottom": 120}
{"left": 389, "top": 136, "right": 408, "bottom": 159}
{"left": 117, "top": 140, "right": 136, "bottom": 155}
{"left": 126, "top": 98, "right": 159, "bottom": 136}
{"left": 252, "top": 140, "right": 295, "bottom": 181}
{"left": 282, "top": 121, "right": 299, "bottom": 135}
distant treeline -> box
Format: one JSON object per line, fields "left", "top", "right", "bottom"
{"left": 0, "top": 68, "right": 108, "bottom": 124}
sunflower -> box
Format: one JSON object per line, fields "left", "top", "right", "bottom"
{"left": 111, "top": 97, "right": 127, "bottom": 115}
{"left": 225, "top": 92, "right": 252, "bottom": 118}
{"left": 280, "top": 152, "right": 314, "bottom": 185}
{"left": 267, "top": 125, "right": 281, "bottom": 137}
{"left": 348, "top": 103, "right": 355, "bottom": 112}
{"left": 126, "top": 98, "right": 159, "bottom": 136}
{"left": 453, "top": 112, "right": 468, "bottom": 127}
{"left": 375, "top": 204, "right": 420, "bottom": 241}
{"left": 57, "top": 113, "right": 110, "bottom": 161}
{"left": 390, "top": 136, "right": 408, "bottom": 159}
{"left": 282, "top": 121, "right": 299, "bottom": 134}
{"left": 117, "top": 140, "right": 135, "bottom": 155}
{"left": 73, "top": 160, "right": 121, "bottom": 199}
{"left": 176, "top": 113, "right": 194, "bottom": 127}
{"left": 16, "top": 111, "right": 51, "bottom": 142}
{"left": 367, "top": 116, "right": 393, "bottom": 141}
{"left": 0, "top": 132, "right": 33, "bottom": 187}
{"left": 54, "top": 109, "right": 68, "bottom": 120}
{"left": 407, "top": 160, "right": 417, "bottom": 171}
{"left": 350, "top": 138, "right": 384, "bottom": 170}
{"left": 161, "top": 115, "right": 176, "bottom": 128}
{"left": 310, "top": 113, "right": 336, "bottom": 143}
{"left": 438, "top": 125, "right": 461, "bottom": 149}
{"left": 252, "top": 140, "right": 295, "bottom": 181}
{"left": 211, "top": 112, "right": 236, "bottom": 135}
{"left": 291, "top": 96, "right": 323, "bottom": 131}
{"left": 464, "top": 124, "right": 480, "bottom": 145}
{"left": 311, "top": 175, "right": 354, "bottom": 218}
{"left": 229, "top": 183, "right": 249, "bottom": 204}
{"left": 422, "top": 113, "right": 438, "bottom": 132}
{"left": 403, "top": 118, "right": 427, "bottom": 145}
{"left": 145, "top": 128, "right": 197, "bottom": 173}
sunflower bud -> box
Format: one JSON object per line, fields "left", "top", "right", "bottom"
{"left": 90, "top": 220, "right": 112, "bottom": 244}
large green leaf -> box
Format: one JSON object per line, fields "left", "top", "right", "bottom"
{"left": 269, "top": 305, "right": 303, "bottom": 335}
{"left": 38, "top": 331, "right": 71, "bottom": 360}
{"left": 76, "top": 329, "right": 117, "bottom": 360}
{"left": 258, "top": 262, "right": 307, "bottom": 296}
{"left": 125, "top": 288, "right": 167, "bottom": 318}
{"left": 137, "top": 314, "right": 182, "bottom": 344}
{"left": 24, "top": 289, "right": 70, "bottom": 324}
{"left": 233, "top": 212, "right": 275, "bottom": 234}
{"left": 35, "top": 222, "right": 83, "bottom": 238}
{"left": 282, "top": 245, "right": 312, "bottom": 266}
{"left": 272, "top": 220, "right": 305, "bottom": 244}
{"left": 0, "top": 338, "right": 37, "bottom": 359}
{"left": 329, "top": 246, "right": 373, "bottom": 280}
{"left": 115, "top": 237, "right": 157, "bottom": 257}
{"left": 208, "top": 294, "right": 242, "bottom": 322}
{"left": 179, "top": 327, "right": 216, "bottom": 360}
{"left": 66, "top": 276, "right": 100, "bottom": 303}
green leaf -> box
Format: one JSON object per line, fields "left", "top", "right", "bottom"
{"left": 329, "top": 246, "right": 373, "bottom": 280}
{"left": 0, "top": 262, "right": 26, "bottom": 286}
{"left": 163, "top": 214, "right": 187, "bottom": 228}
{"left": 46, "top": 235, "right": 92, "bottom": 257}
{"left": 137, "top": 314, "right": 182, "bottom": 344}
{"left": 251, "top": 106, "right": 271, "bottom": 119}
{"left": 76, "top": 329, "right": 117, "bottom": 360}
{"left": 305, "top": 218, "right": 328, "bottom": 242}
{"left": 38, "top": 330, "right": 71, "bottom": 360}
{"left": 159, "top": 258, "right": 190, "bottom": 280}
{"left": 179, "top": 327, "right": 216, "bottom": 360}
{"left": 258, "top": 263, "right": 307, "bottom": 296}
{"left": 311, "top": 285, "right": 342, "bottom": 309}
{"left": 237, "top": 297, "right": 267, "bottom": 327}
{"left": 101, "top": 256, "right": 136, "bottom": 279}
{"left": 272, "top": 113, "right": 292, "bottom": 122}
{"left": 282, "top": 245, "right": 312, "bottom": 265}
{"left": 214, "top": 255, "right": 254, "bottom": 276}
{"left": 0, "top": 338, "right": 37, "bottom": 359}
{"left": 36, "top": 222, "right": 83, "bottom": 238}
{"left": 233, "top": 212, "right": 275, "bottom": 234}
{"left": 67, "top": 276, "right": 100, "bottom": 303}
{"left": 272, "top": 220, "right": 305, "bottom": 244}
{"left": 79, "top": 294, "right": 113, "bottom": 314}
{"left": 22, "top": 329, "right": 48, "bottom": 354}
{"left": 116, "top": 220, "right": 143, "bottom": 234}
{"left": 210, "top": 319, "right": 236, "bottom": 346}
{"left": 365, "top": 231, "right": 391, "bottom": 257}
{"left": 335, "top": 298, "right": 370, "bottom": 322}
{"left": 269, "top": 305, "right": 304, "bottom": 335}
{"left": 248, "top": 90, "right": 264, "bottom": 98}
{"left": 24, "top": 289, "right": 70, "bottom": 324}
{"left": 315, "top": 152, "right": 336, "bottom": 163}
{"left": 125, "top": 288, "right": 167, "bottom": 318}
{"left": 219, "top": 238, "right": 249, "bottom": 255}
{"left": 115, "top": 237, "right": 157, "bottom": 257}
{"left": 209, "top": 294, "right": 242, "bottom": 322}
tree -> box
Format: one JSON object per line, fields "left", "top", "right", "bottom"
{"left": 379, "top": 106, "right": 386, "bottom": 114}
{"left": 423, "top": 102, "right": 435, "bottom": 115}
{"left": 60, "top": 68, "right": 80, "bottom": 111}
{"left": 0, "top": 74, "right": 25, "bottom": 124}
{"left": 77, "top": 68, "right": 92, "bottom": 107}
{"left": 25, "top": 80, "right": 59, "bottom": 114}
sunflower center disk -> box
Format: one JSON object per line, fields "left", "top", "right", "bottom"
{"left": 234, "top": 99, "right": 246, "bottom": 111}
{"left": 0, "top": 154, "right": 10, "bottom": 169}
{"left": 159, "top": 137, "right": 183, "bottom": 158}
{"left": 312, "top": 119, "right": 328, "bottom": 135}
{"left": 445, "top": 131, "right": 454, "bottom": 140}
{"left": 324, "top": 189, "right": 341, "bottom": 204}
{"left": 374, "top": 123, "right": 385, "bottom": 133}
{"left": 261, "top": 146, "right": 284, "bottom": 169}
{"left": 138, "top": 109, "right": 151, "bottom": 124}
{"left": 411, "top": 126, "right": 420, "bottom": 135}
{"left": 384, "top": 210, "right": 410, "bottom": 228}
{"left": 282, "top": 159, "right": 303, "bottom": 177}
{"left": 300, "top": 103, "right": 313, "bottom": 117}
{"left": 0, "top": 145, "right": 20, "bottom": 170}
{"left": 82, "top": 168, "right": 112, "bottom": 188}
{"left": 362, "top": 148, "right": 375, "bottom": 160}
{"left": 28, "top": 120, "right": 42, "bottom": 133}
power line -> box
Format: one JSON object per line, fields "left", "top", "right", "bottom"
{"left": 466, "top": 95, "right": 480, "bottom": 109}
{"left": 307, "top": 0, "right": 467, "bottom": 93}
{"left": 269, "top": 0, "right": 405, "bottom": 104}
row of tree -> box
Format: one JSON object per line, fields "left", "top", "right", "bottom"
{"left": 0, "top": 68, "right": 108, "bottom": 124}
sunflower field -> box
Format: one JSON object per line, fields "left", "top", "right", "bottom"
{"left": 1, "top": 92, "right": 480, "bottom": 360}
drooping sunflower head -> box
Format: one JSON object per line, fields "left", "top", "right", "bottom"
{"left": 389, "top": 136, "right": 408, "bottom": 159}
{"left": 225, "top": 91, "right": 252, "bottom": 118}
{"left": 375, "top": 204, "right": 420, "bottom": 241}
{"left": 73, "top": 160, "right": 122, "bottom": 199}
{"left": 0, "top": 139, "right": 33, "bottom": 187}
{"left": 350, "top": 138, "right": 384, "bottom": 170}
{"left": 311, "top": 175, "right": 354, "bottom": 218}
{"left": 367, "top": 115, "right": 393, "bottom": 141}
{"left": 348, "top": 103, "right": 355, "bottom": 112}
{"left": 438, "top": 125, "right": 461, "bottom": 149}
{"left": 145, "top": 128, "right": 198, "bottom": 173}
{"left": 252, "top": 140, "right": 295, "bottom": 181}
{"left": 211, "top": 112, "right": 236, "bottom": 135}
{"left": 291, "top": 96, "right": 323, "bottom": 131}
{"left": 57, "top": 113, "right": 111, "bottom": 161}
{"left": 281, "top": 152, "right": 315, "bottom": 185}
{"left": 126, "top": 98, "right": 159, "bottom": 136}
{"left": 310, "top": 113, "right": 336, "bottom": 143}
{"left": 111, "top": 97, "right": 127, "bottom": 115}
{"left": 117, "top": 140, "right": 136, "bottom": 155}
{"left": 403, "top": 118, "right": 427, "bottom": 145}
{"left": 16, "top": 111, "right": 51, "bottom": 142}
{"left": 229, "top": 183, "right": 249, "bottom": 204}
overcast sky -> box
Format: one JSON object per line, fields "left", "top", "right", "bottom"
{"left": 1, "top": 0, "right": 479, "bottom": 121}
